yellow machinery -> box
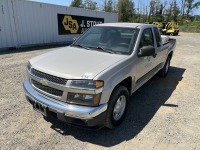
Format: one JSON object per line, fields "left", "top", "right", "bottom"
{"left": 165, "top": 22, "right": 179, "bottom": 36}
{"left": 146, "top": 21, "right": 179, "bottom": 36}
{"left": 152, "top": 22, "right": 179, "bottom": 36}
{"left": 153, "top": 22, "right": 164, "bottom": 29}
{"left": 152, "top": 22, "right": 165, "bottom": 34}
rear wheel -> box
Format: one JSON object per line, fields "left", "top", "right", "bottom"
{"left": 105, "top": 86, "right": 129, "bottom": 129}
{"left": 159, "top": 56, "right": 171, "bottom": 77}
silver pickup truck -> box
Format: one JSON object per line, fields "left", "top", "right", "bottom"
{"left": 23, "top": 23, "right": 176, "bottom": 129}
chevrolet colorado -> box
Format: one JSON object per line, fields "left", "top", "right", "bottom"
{"left": 23, "top": 23, "right": 176, "bottom": 129}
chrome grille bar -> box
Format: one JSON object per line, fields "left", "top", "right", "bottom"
{"left": 31, "top": 68, "right": 67, "bottom": 85}
{"left": 31, "top": 79, "right": 63, "bottom": 97}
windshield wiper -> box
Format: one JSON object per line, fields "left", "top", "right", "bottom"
{"left": 72, "top": 44, "right": 90, "bottom": 50}
{"left": 96, "top": 46, "right": 115, "bottom": 54}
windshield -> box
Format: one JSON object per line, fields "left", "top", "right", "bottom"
{"left": 72, "top": 26, "right": 138, "bottom": 55}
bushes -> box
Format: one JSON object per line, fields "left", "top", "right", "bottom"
{"left": 184, "top": 21, "right": 200, "bottom": 26}
{"left": 179, "top": 26, "right": 200, "bottom": 33}
{"left": 179, "top": 21, "right": 200, "bottom": 33}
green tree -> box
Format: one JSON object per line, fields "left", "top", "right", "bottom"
{"left": 118, "top": 0, "right": 134, "bottom": 22}
{"left": 193, "top": 1, "right": 200, "bottom": 8}
{"left": 112, "top": 0, "right": 118, "bottom": 13}
{"left": 155, "top": 0, "right": 164, "bottom": 22}
{"left": 172, "top": 0, "right": 180, "bottom": 21}
{"left": 186, "top": 0, "right": 194, "bottom": 19}
{"left": 158, "top": 4, "right": 164, "bottom": 21}
{"left": 185, "top": 0, "right": 200, "bottom": 19}
{"left": 84, "top": 0, "right": 98, "bottom": 10}
{"left": 165, "top": 3, "right": 173, "bottom": 22}
{"left": 148, "top": 0, "right": 156, "bottom": 22}
{"left": 104, "top": 0, "right": 113, "bottom": 12}
{"left": 70, "top": 0, "right": 83, "bottom": 7}
{"left": 181, "top": 0, "right": 186, "bottom": 23}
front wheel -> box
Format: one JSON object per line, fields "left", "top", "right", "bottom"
{"left": 159, "top": 56, "right": 171, "bottom": 77}
{"left": 105, "top": 86, "right": 129, "bottom": 129}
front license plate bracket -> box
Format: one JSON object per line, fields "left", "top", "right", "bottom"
{"left": 33, "top": 101, "right": 47, "bottom": 117}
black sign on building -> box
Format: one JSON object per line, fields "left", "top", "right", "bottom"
{"left": 57, "top": 14, "right": 104, "bottom": 35}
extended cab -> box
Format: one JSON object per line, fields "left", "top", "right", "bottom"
{"left": 23, "top": 23, "right": 176, "bottom": 129}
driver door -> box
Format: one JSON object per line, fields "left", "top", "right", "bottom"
{"left": 135, "top": 28, "right": 156, "bottom": 85}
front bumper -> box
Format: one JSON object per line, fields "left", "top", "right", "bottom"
{"left": 23, "top": 80, "right": 107, "bottom": 128}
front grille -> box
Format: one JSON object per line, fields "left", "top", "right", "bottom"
{"left": 31, "top": 79, "right": 63, "bottom": 97}
{"left": 31, "top": 68, "right": 67, "bottom": 85}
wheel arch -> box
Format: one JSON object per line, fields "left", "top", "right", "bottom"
{"left": 111, "top": 76, "right": 132, "bottom": 97}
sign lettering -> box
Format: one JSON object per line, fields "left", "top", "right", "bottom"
{"left": 57, "top": 14, "right": 104, "bottom": 35}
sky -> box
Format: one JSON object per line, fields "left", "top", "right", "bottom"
{"left": 28, "top": 0, "right": 200, "bottom": 15}
{"left": 28, "top": 0, "right": 104, "bottom": 7}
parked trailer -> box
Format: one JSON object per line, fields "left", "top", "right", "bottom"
{"left": 0, "top": 0, "right": 118, "bottom": 50}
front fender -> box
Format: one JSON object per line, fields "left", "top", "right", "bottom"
{"left": 94, "top": 57, "right": 137, "bottom": 104}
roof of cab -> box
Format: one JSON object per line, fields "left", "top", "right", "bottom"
{"left": 96, "top": 22, "right": 156, "bottom": 28}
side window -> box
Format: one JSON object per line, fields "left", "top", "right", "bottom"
{"left": 153, "top": 27, "right": 162, "bottom": 47}
{"left": 139, "top": 28, "right": 154, "bottom": 48}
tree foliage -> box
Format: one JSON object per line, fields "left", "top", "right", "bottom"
{"left": 70, "top": 0, "right": 97, "bottom": 10}
{"left": 172, "top": 0, "right": 180, "bottom": 21}
{"left": 185, "top": 0, "right": 200, "bottom": 19}
{"left": 104, "top": 0, "right": 113, "bottom": 12}
{"left": 118, "top": 0, "right": 134, "bottom": 22}
{"left": 83, "top": 0, "right": 98, "bottom": 10}
{"left": 70, "top": 0, "right": 83, "bottom": 7}
{"left": 69, "top": 0, "right": 200, "bottom": 24}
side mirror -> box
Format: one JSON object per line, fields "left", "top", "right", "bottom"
{"left": 138, "top": 46, "right": 155, "bottom": 57}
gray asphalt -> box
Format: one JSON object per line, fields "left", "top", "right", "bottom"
{"left": 0, "top": 33, "right": 200, "bottom": 150}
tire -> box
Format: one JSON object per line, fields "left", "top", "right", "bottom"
{"left": 105, "top": 85, "right": 129, "bottom": 129}
{"left": 159, "top": 56, "right": 171, "bottom": 77}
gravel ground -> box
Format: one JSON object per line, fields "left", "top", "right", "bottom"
{"left": 0, "top": 33, "right": 200, "bottom": 150}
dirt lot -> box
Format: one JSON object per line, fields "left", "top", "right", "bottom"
{"left": 0, "top": 33, "right": 200, "bottom": 150}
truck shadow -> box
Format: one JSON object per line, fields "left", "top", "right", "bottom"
{"left": 48, "top": 66, "right": 185, "bottom": 147}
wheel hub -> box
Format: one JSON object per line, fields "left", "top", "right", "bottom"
{"left": 113, "top": 95, "right": 126, "bottom": 121}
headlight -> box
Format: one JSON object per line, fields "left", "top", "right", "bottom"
{"left": 67, "top": 92, "right": 101, "bottom": 106}
{"left": 70, "top": 80, "right": 104, "bottom": 89}
{"left": 68, "top": 80, "right": 103, "bottom": 106}
{"left": 27, "top": 62, "right": 32, "bottom": 71}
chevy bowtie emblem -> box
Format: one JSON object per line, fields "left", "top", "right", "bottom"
{"left": 40, "top": 79, "right": 48, "bottom": 86}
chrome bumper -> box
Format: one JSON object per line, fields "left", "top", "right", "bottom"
{"left": 23, "top": 80, "right": 107, "bottom": 119}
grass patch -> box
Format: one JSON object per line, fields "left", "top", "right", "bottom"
{"left": 179, "top": 26, "right": 200, "bottom": 33}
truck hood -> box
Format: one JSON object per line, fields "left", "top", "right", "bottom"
{"left": 30, "top": 46, "right": 127, "bottom": 79}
